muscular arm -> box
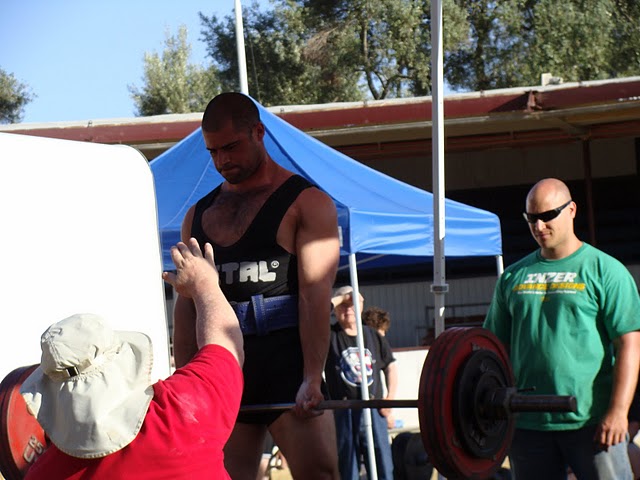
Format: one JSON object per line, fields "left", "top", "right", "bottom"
{"left": 171, "top": 207, "right": 199, "bottom": 368}
{"left": 294, "top": 188, "right": 340, "bottom": 413}
{"left": 598, "top": 330, "right": 640, "bottom": 447}
{"left": 163, "top": 238, "right": 244, "bottom": 366}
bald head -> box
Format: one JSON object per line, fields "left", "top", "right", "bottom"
{"left": 202, "top": 92, "right": 260, "bottom": 134}
{"left": 524, "top": 178, "right": 581, "bottom": 258}
{"left": 526, "top": 178, "right": 572, "bottom": 212}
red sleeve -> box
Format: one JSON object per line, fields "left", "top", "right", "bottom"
{"left": 151, "top": 344, "right": 244, "bottom": 437}
{"left": 23, "top": 345, "right": 243, "bottom": 480}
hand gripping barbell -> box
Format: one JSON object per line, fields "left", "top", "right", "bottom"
{"left": 0, "top": 327, "right": 576, "bottom": 480}
{"left": 241, "top": 327, "right": 577, "bottom": 480}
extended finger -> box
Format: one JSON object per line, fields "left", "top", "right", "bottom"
{"left": 186, "top": 237, "right": 203, "bottom": 257}
{"left": 204, "top": 242, "right": 215, "bottom": 264}
{"left": 162, "top": 271, "right": 177, "bottom": 286}
{"left": 169, "top": 242, "right": 187, "bottom": 266}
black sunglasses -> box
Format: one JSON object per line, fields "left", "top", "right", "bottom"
{"left": 522, "top": 200, "right": 572, "bottom": 224}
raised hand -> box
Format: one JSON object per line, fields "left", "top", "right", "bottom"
{"left": 162, "top": 238, "right": 217, "bottom": 299}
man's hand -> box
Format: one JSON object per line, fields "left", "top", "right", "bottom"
{"left": 293, "top": 379, "right": 325, "bottom": 418}
{"left": 596, "top": 409, "right": 629, "bottom": 449}
{"left": 162, "top": 238, "right": 217, "bottom": 299}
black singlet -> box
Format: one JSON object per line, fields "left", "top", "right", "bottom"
{"left": 190, "top": 175, "right": 313, "bottom": 302}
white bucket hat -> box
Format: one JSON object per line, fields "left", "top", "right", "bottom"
{"left": 20, "top": 313, "right": 154, "bottom": 459}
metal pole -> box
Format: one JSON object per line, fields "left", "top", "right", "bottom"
{"left": 234, "top": 0, "right": 249, "bottom": 94}
{"left": 431, "top": 2, "right": 448, "bottom": 478}
{"left": 430, "top": 0, "right": 448, "bottom": 340}
{"left": 349, "top": 253, "right": 379, "bottom": 480}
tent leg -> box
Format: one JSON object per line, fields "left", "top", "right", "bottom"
{"left": 496, "top": 254, "right": 504, "bottom": 277}
{"left": 348, "top": 254, "right": 378, "bottom": 480}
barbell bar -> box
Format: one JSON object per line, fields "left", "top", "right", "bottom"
{"left": 240, "top": 394, "right": 576, "bottom": 414}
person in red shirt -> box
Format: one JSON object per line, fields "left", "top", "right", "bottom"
{"left": 20, "top": 238, "right": 244, "bottom": 479}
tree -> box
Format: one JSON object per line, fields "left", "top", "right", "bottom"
{"left": 201, "top": 0, "right": 468, "bottom": 103}
{"left": 200, "top": 0, "right": 640, "bottom": 103}
{"left": 129, "top": 26, "right": 220, "bottom": 116}
{"left": 526, "top": 0, "right": 615, "bottom": 83}
{"left": 445, "top": 0, "right": 640, "bottom": 91}
{"left": 199, "top": 1, "right": 363, "bottom": 106}
{"left": 298, "top": 0, "right": 468, "bottom": 98}
{"left": 445, "top": 1, "right": 530, "bottom": 91}
{"left": 0, "top": 68, "right": 35, "bottom": 124}
{"left": 609, "top": 0, "right": 640, "bottom": 77}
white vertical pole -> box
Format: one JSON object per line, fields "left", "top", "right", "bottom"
{"left": 431, "top": 0, "right": 448, "bottom": 341}
{"left": 349, "top": 253, "right": 378, "bottom": 480}
{"left": 432, "top": 7, "right": 450, "bottom": 480}
{"left": 234, "top": 0, "right": 250, "bottom": 94}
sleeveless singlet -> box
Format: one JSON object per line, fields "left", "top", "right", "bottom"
{"left": 190, "top": 175, "right": 314, "bottom": 303}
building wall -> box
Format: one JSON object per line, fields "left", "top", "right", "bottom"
{"left": 354, "top": 262, "right": 640, "bottom": 349}
{"left": 357, "top": 274, "right": 498, "bottom": 348}
{"left": 362, "top": 137, "right": 637, "bottom": 192}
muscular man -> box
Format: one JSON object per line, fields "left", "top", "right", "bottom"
{"left": 172, "top": 92, "right": 340, "bottom": 479}
{"left": 484, "top": 178, "right": 640, "bottom": 480}
{"left": 21, "top": 238, "right": 244, "bottom": 479}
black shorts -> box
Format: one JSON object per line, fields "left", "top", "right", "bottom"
{"left": 237, "top": 327, "right": 327, "bottom": 425}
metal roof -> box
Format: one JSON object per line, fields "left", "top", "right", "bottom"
{"left": 3, "top": 76, "right": 640, "bottom": 160}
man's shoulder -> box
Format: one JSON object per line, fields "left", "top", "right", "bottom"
{"left": 580, "top": 242, "right": 624, "bottom": 265}
{"left": 503, "top": 250, "right": 540, "bottom": 275}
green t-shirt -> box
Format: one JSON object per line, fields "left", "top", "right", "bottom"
{"left": 484, "top": 243, "right": 640, "bottom": 430}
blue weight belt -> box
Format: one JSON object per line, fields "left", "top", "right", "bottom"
{"left": 231, "top": 294, "right": 298, "bottom": 336}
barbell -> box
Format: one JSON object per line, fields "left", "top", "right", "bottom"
{"left": 240, "top": 327, "right": 577, "bottom": 479}
{"left": 0, "top": 327, "right": 577, "bottom": 480}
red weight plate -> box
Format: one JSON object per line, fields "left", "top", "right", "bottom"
{"left": 0, "top": 365, "right": 48, "bottom": 480}
{"left": 418, "top": 327, "right": 514, "bottom": 480}
{"left": 418, "top": 327, "right": 467, "bottom": 478}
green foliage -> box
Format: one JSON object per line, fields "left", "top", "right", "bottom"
{"left": 445, "top": 0, "right": 640, "bottom": 91}
{"left": 199, "top": 1, "right": 362, "bottom": 106}
{"left": 610, "top": 0, "right": 640, "bottom": 76}
{"left": 0, "top": 68, "right": 35, "bottom": 124}
{"left": 304, "top": 0, "right": 467, "bottom": 98}
{"left": 527, "top": 0, "right": 614, "bottom": 82}
{"left": 129, "top": 26, "right": 220, "bottom": 116}
{"left": 137, "top": 1, "right": 640, "bottom": 109}
{"left": 200, "top": 0, "right": 468, "bottom": 103}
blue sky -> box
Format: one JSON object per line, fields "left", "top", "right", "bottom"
{"left": 1, "top": 0, "right": 267, "bottom": 123}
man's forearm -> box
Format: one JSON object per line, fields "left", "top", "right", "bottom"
{"left": 299, "top": 317, "right": 330, "bottom": 385}
{"left": 610, "top": 331, "right": 640, "bottom": 415}
{"left": 173, "top": 295, "right": 198, "bottom": 368}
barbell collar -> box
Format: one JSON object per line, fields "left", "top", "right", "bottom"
{"left": 483, "top": 387, "right": 577, "bottom": 419}
{"left": 509, "top": 394, "right": 577, "bottom": 413}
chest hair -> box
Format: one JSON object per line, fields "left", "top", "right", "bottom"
{"left": 201, "top": 187, "right": 273, "bottom": 245}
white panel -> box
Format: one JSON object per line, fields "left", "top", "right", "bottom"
{"left": 388, "top": 348, "right": 428, "bottom": 432}
{"left": 0, "top": 133, "right": 171, "bottom": 382}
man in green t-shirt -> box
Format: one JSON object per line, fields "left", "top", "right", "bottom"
{"left": 484, "top": 178, "right": 640, "bottom": 480}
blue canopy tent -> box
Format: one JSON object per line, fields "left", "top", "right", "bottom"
{"left": 151, "top": 99, "right": 502, "bottom": 480}
{"left": 151, "top": 100, "right": 502, "bottom": 272}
